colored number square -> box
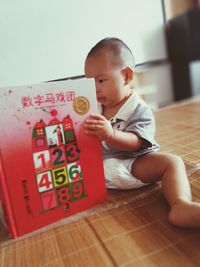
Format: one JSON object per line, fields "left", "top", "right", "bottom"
{"left": 52, "top": 166, "right": 68, "bottom": 187}
{"left": 36, "top": 137, "right": 46, "bottom": 148}
{"left": 67, "top": 161, "right": 82, "bottom": 182}
{"left": 65, "top": 143, "right": 80, "bottom": 163}
{"left": 50, "top": 146, "right": 66, "bottom": 167}
{"left": 41, "top": 190, "right": 57, "bottom": 211}
{"left": 36, "top": 171, "right": 53, "bottom": 192}
{"left": 45, "top": 124, "right": 65, "bottom": 147}
{"left": 65, "top": 130, "right": 75, "bottom": 143}
{"left": 56, "top": 185, "right": 70, "bottom": 210}
{"left": 69, "top": 180, "right": 86, "bottom": 202}
{"left": 33, "top": 150, "right": 51, "bottom": 173}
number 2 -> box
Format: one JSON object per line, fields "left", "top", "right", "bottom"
{"left": 50, "top": 147, "right": 66, "bottom": 166}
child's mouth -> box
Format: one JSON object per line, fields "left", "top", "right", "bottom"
{"left": 97, "top": 97, "right": 106, "bottom": 103}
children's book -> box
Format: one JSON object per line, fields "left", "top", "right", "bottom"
{"left": 0, "top": 78, "right": 107, "bottom": 238}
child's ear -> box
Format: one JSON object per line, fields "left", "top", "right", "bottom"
{"left": 122, "top": 67, "right": 134, "bottom": 85}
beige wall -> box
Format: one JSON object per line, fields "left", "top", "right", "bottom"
{"left": 164, "top": 0, "right": 199, "bottom": 20}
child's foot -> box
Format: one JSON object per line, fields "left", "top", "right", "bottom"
{"left": 169, "top": 200, "right": 200, "bottom": 228}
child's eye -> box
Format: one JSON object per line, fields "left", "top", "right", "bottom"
{"left": 98, "top": 79, "right": 106, "bottom": 83}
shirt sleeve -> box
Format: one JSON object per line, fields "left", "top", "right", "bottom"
{"left": 124, "top": 102, "right": 156, "bottom": 147}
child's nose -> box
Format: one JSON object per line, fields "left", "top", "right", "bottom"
{"left": 95, "top": 82, "right": 101, "bottom": 93}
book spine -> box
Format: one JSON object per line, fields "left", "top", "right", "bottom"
{"left": 0, "top": 151, "right": 17, "bottom": 238}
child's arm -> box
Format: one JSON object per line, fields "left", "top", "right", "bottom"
{"left": 84, "top": 113, "right": 143, "bottom": 151}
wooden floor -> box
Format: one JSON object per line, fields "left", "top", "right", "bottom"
{"left": 1, "top": 99, "right": 200, "bottom": 266}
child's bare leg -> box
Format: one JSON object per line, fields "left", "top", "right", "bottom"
{"left": 131, "top": 152, "right": 200, "bottom": 228}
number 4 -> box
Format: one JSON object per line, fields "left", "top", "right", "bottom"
{"left": 36, "top": 171, "right": 53, "bottom": 192}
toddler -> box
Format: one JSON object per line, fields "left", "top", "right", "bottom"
{"left": 84, "top": 37, "right": 200, "bottom": 228}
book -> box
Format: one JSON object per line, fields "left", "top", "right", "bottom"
{"left": 0, "top": 78, "right": 107, "bottom": 238}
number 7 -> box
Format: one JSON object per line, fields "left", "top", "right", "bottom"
{"left": 41, "top": 190, "right": 57, "bottom": 210}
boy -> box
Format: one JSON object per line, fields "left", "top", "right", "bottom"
{"left": 84, "top": 37, "right": 200, "bottom": 228}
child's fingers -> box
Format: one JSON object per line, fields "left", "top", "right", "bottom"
{"left": 90, "top": 113, "right": 105, "bottom": 121}
{"left": 85, "top": 126, "right": 100, "bottom": 135}
{"left": 84, "top": 129, "right": 95, "bottom": 135}
{"left": 85, "top": 122, "right": 103, "bottom": 130}
{"left": 85, "top": 119, "right": 104, "bottom": 125}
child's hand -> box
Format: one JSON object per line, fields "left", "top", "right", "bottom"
{"left": 84, "top": 113, "right": 113, "bottom": 141}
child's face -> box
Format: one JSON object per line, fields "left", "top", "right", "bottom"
{"left": 85, "top": 54, "right": 130, "bottom": 108}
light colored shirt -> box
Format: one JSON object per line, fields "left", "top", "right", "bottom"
{"left": 99, "top": 91, "right": 160, "bottom": 160}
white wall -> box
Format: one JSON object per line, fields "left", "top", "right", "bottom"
{"left": 190, "top": 60, "right": 200, "bottom": 96}
{"left": 0, "top": 0, "right": 167, "bottom": 87}
{"left": 135, "top": 63, "right": 174, "bottom": 108}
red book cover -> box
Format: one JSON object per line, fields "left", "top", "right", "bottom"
{"left": 0, "top": 78, "right": 107, "bottom": 238}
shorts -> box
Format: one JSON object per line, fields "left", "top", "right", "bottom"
{"left": 103, "top": 158, "right": 149, "bottom": 190}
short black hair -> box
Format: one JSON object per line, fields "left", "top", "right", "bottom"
{"left": 86, "top": 37, "right": 135, "bottom": 69}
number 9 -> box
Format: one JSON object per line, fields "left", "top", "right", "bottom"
{"left": 71, "top": 181, "right": 84, "bottom": 199}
